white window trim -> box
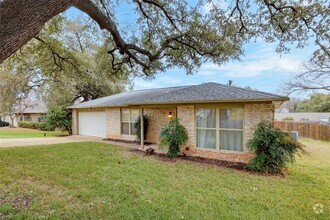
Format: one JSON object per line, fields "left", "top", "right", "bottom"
{"left": 196, "top": 107, "right": 244, "bottom": 152}
{"left": 121, "top": 108, "right": 138, "bottom": 136}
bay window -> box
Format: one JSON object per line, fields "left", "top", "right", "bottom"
{"left": 121, "top": 109, "right": 139, "bottom": 135}
{"left": 196, "top": 107, "right": 244, "bottom": 152}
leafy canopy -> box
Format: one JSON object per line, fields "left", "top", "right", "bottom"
{"left": 3, "top": 16, "right": 131, "bottom": 105}
{"left": 295, "top": 93, "right": 330, "bottom": 112}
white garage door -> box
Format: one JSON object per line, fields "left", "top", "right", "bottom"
{"left": 78, "top": 111, "right": 106, "bottom": 137}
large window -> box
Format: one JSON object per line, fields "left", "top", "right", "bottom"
{"left": 196, "top": 108, "right": 216, "bottom": 149}
{"left": 196, "top": 107, "right": 244, "bottom": 152}
{"left": 121, "top": 109, "right": 139, "bottom": 135}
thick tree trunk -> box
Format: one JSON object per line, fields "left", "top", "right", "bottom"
{"left": 0, "top": 0, "right": 127, "bottom": 64}
{"left": 0, "top": 0, "right": 77, "bottom": 63}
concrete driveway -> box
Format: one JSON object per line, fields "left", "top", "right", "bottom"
{"left": 0, "top": 135, "right": 103, "bottom": 148}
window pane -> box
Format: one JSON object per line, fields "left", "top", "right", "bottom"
{"left": 220, "top": 108, "right": 243, "bottom": 129}
{"left": 131, "top": 123, "right": 137, "bottom": 135}
{"left": 196, "top": 108, "right": 216, "bottom": 128}
{"left": 220, "top": 130, "right": 243, "bottom": 151}
{"left": 197, "top": 129, "right": 216, "bottom": 149}
{"left": 122, "top": 122, "right": 130, "bottom": 135}
{"left": 122, "top": 109, "right": 130, "bottom": 122}
{"left": 130, "top": 109, "right": 139, "bottom": 122}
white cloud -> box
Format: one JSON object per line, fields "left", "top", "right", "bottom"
{"left": 159, "top": 76, "right": 182, "bottom": 85}
{"left": 198, "top": 70, "right": 217, "bottom": 76}
{"left": 133, "top": 79, "right": 161, "bottom": 89}
{"left": 198, "top": 47, "right": 303, "bottom": 78}
{"left": 133, "top": 76, "right": 182, "bottom": 90}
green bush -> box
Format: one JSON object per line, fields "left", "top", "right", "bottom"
{"left": 282, "top": 116, "right": 294, "bottom": 121}
{"left": 38, "top": 122, "right": 55, "bottom": 131}
{"left": 246, "top": 122, "right": 305, "bottom": 173}
{"left": 159, "top": 118, "right": 188, "bottom": 158}
{"left": 44, "top": 105, "right": 72, "bottom": 134}
{"left": 18, "top": 121, "right": 26, "bottom": 128}
{"left": 134, "top": 115, "right": 149, "bottom": 141}
{"left": 18, "top": 121, "right": 38, "bottom": 129}
{"left": 18, "top": 121, "right": 54, "bottom": 131}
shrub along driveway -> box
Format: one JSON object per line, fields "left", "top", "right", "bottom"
{"left": 0, "top": 139, "right": 329, "bottom": 219}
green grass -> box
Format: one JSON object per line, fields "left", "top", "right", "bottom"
{"left": 0, "top": 128, "right": 68, "bottom": 139}
{"left": 0, "top": 139, "right": 329, "bottom": 219}
{"left": 301, "top": 137, "right": 330, "bottom": 147}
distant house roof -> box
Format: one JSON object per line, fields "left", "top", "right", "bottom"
{"left": 67, "top": 82, "right": 289, "bottom": 109}
{"left": 14, "top": 104, "right": 47, "bottom": 114}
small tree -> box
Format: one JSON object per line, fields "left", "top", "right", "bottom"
{"left": 44, "top": 105, "right": 72, "bottom": 134}
{"left": 246, "top": 122, "right": 305, "bottom": 173}
{"left": 134, "top": 115, "right": 149, "bottom": 141}
{"left": 159, "top": 118, "right": 188, "bottom": 158}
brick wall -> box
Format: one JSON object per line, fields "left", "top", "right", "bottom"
{"left": 105, "top": 108, "right": 136, "bottom": 141}
{"left": 71, "top": 102, "right": 274, "bottom": 164}
{"left": 243, "top": 102, "right": 274, "bottom": 151}
{"left": 71, "top": 109, "right": 78, "bottom": 135}
{"left": 182, "top": 148, "right": 255, "bottom": 163}
{"left": 177, "top": 105, "right": 195, "bottom": 147}
{"left": 144, "top": 108, "right": 176, "bottom": 143}
{"left": 178, "top": 102, "right": 273, "bottom": 163}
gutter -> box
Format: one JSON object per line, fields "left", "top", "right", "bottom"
{"left": 66, "top": 97, "right": 289, "bottom": 109}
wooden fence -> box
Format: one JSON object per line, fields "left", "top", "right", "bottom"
{"left": 274, "top": 121, "right": 330, "bottom": 141}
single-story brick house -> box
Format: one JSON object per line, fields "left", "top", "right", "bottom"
{"left": 2, "top": 105, "right": 47, "bottom": 126}
{"left": 68, "top": 82, "right": 288, "bottom": 163}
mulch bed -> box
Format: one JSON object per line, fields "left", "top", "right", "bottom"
{"left": 103, "top": 138, "right": 153, "bottom": 146}
{"left": 129, "top": 148, "right": 286, "bottom": 177}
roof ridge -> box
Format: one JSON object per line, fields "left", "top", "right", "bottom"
{"left": 207, "top": 82, "right": 286, "bottom": 98}
{"left": 126, "top": 85, "right": 189, "bottom": 93}
{"left": 131, "top": 84, "right": 196, "bottom": 104}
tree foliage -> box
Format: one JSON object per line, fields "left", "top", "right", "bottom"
{"left": 44, "top": 105, "right": 72, "bottom": 135}
{"left": 1, "top": 0, "right": 329, "bottom": 78}
{"left": 295, "top": 93, "right": 330, "bottom": 112}
{"left": 2, "top": 16, "right": 131, "bottom": 105}
{"left": 134, "top": 115, "right": 149, "bottom": 142}
{"left": 247, "top": 122, "right": 305, "bottom": 173}
{"left": 0, "top": 67, "right": 37, "bottom": 126}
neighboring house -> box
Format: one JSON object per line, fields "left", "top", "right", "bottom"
{"left": 68, "top": 82, "right": 288, "bottom": 163}
{"left": 14, "top": 106, "right": 47, "bottom": 126}
{"left": 275, "top": 112, "right": 330, "bottom": 123}
{"left": 0, "top": 114, "right": 13, "bottom": 124}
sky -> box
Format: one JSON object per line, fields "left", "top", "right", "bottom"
{"left": 66, "top": 3, "right": 318, "bottom": 98}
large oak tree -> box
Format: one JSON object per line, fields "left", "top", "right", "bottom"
{"left": 0, "top": 0, "right": 329, "bottom": 76}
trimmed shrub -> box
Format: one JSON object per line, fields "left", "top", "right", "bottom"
{"left": 134, "top": 115, "right": 149, "bottom": 141}
{"left": 18, "top": 121, "right": 27, "bottom": 128}
{"left": 246, "top": 122, "right": 305, "bottom": 173}
{"left": 18, "top": 121, "right": 54, "bottom": 131}
{"left": 159, "top": 118, "right": 188, "bottom": 158}
{"left": 282, "top": 117, "right": 294, "bottom": 121}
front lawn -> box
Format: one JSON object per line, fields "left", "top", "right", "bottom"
{"left": 0, "top": 127, "right": 68, "bottom": 139}
{"left": 0, "top": 139, "right": 329, "bottom": 219}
